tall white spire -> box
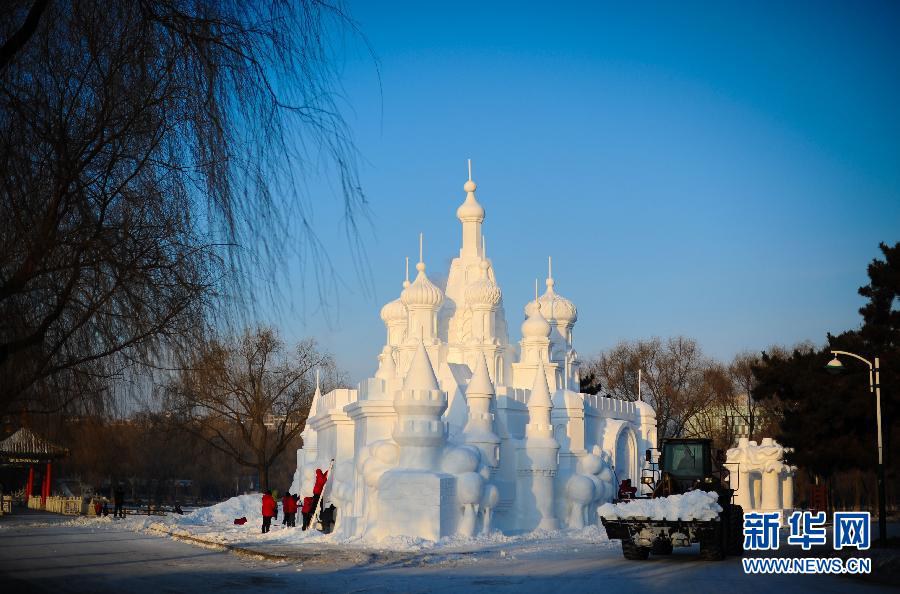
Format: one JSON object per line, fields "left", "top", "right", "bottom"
{"left": 403, "top": 339, "right": 440, "bottom": 391}
{"left": 463, "top": 351, "right": 501, "bottom": 468}
{"left": 528, "top": 358, "right": 553, "bottom": 414}
{"left": 456, "top": 159, "right": 485, "bottom": 259}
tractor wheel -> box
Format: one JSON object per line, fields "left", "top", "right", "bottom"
{"left": 727, "top": 504, "right": 744, "bottom": 557}
{"left": 622, "top": 539, "right": 650, "bottom": 560}
{"left": 699, "top": 528, "right": 724, "bottom": 561}
{"left": 651, "top": 539, "right": 673, "bottom": 555}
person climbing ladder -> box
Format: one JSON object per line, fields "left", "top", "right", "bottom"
{"left": 310, "top": 459, "right": 332, "bottom": 514}
{"left": 309, "top": 459, "right": 334, "bottom": 531}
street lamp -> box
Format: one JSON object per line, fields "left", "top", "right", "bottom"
{"left": 826, "top": 350, "right": 886, "bottom": 545}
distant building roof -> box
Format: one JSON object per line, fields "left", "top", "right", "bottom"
{"left": 0, "top": 427, "right": 67, "bottom": 462}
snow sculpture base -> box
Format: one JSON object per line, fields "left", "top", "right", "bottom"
{"left": 377, "top": 470, "right": 457, "bottom": 542}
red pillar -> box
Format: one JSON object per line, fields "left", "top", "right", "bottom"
{"left": 41, "top": 462, "right": 51, "bottom": 507}
{"left": 26, "top": 466, "right": 34, "bottom": 500}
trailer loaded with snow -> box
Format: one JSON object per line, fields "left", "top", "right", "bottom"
{"left": 599, "top": 438, "right": 744, "bottom": 561}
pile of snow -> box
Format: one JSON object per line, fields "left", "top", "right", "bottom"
{"left": 597, "top": 490, "right": 722, "bottom": 522}
{"left": 177, "top": 494, "right": 264, "bottom": 526}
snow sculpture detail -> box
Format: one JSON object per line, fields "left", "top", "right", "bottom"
{"left": 292, "top": 163, "right": 657, "bottom": 541}
{"left": 726, "top": 437, "right": 795, "bottom": 515}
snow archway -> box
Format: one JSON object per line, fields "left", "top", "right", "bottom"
{"left": 615, "top": 426, "right": 637, "bottom": 484}
{"left": 600, "top": 419, "right": 639, "bottom": 487}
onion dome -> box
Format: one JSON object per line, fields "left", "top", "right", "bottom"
{"left": 401, "top": 261, "right": 444, "bottom": 308}
{"left": 539, "top": 259, "right": 577, "bottom": 324}
{"left": 521, "top": 299, "right": 551, "bottom": 339}
{"left": 456, "top": 172, "right": 485, "bottom": 223}
{"left": 465, "top": 260, "right": 502, "bottom": 307}
{"left": 380, "top": 297, "right": 407, "bottom": 324}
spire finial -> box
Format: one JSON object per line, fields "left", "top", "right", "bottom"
{"left": 463, "top": 160, "right": 477, "bottom": 193}
{"left": 546, "top": 256, "right": 555, "bottom": 291}
{"left": 404, "top": 256, "right": 410, "bottom": 288}
{"left": 315, "top": 368, "right": 321, "bottom": 395}
{"left": 535, "top": 278, "right": 539, "bottom": 302}
{"left": 417, "top": 233, "right": 425, "bottom": 273}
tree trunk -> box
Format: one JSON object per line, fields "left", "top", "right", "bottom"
{"left": 257, "top": 463, "right": 268, "bottom": 493}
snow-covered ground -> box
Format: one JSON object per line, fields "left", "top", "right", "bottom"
{"left": 49, "top": 494, "right": 618, "bottom": 556}
{"left": 1, "top": 503, "right": 893, "bottom": 593}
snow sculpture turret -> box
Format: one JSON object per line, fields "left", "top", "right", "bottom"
{"left": 539, "top": 257, "right": 579, "bottom": 389}
{"left": 512, "top": 284, "right": 560, "bottom": 391}
{"left": 464, "top": 243, "right": 502, "bottom": 345}
{"left": 292, "top": 370, "right": 323, "bottom": 494}
{"left": 517, "top": 358, "right": 560, "bottom": 530}
{"left": 392, "top": 340, "right": 448, "bottom": 469}
{"left": 375, "top": 345, "right": 396, "bottom": 380}
{"left": 462, "top": 352, "right": 501, "bottom": 469}
{"left": 380, "top": 260, "right": 410, "bottom": 348}
{"left": 456, "top": 160, "right": 485, "bottom": 260}
{"left": 401, "top": 237, "right": 444, "bottom": 347}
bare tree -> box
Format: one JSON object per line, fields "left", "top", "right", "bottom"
{"left": 166, "top": 327, "right": 339, "bottom": 491}
{"left": 726, "top": 351, "right": 763, "bottom": 441}
{"left": 0, "top": 1, "right": 368, "bottom": 416}
{"left": 584, "top": 337, "right": 725, "bottom": 441}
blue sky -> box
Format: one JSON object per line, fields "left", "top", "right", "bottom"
{"left": 272, "top": 1, "right": 900, "bottom": 382}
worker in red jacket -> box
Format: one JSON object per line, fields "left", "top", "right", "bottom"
{"left": 301, "top": 496, "right": 314, "bottom": 530}
{"left": 282, "top": 491, "right": 298, "bottom": 527}
{"left": 281, "top": 491, "right": 291, "bottom": 526}
{"left": 261, "top": 490, "right": 276, "bottom": 534}
{"left": 310, "top": 462, "right": 331, "bottom": 514}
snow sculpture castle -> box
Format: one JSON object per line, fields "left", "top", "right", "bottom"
{"left": 292, "top": 163, "right": 658, "bottom": 540}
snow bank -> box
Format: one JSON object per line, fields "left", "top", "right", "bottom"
{"left": 597, "top": 490, "right": 722, "bottom": 522}
{"left": 177, "top": 494, "right": 263, "bottom": 526}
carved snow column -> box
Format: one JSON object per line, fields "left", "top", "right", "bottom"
{"left": 782, "top": 465, "right": 795, "bottom": 510}
{"left": 463, "top": 352, "right": 501, "bottom": 470}
{"left": 631, "top": 400, "right": 657, "bottom": 496}
{"left": 736, "top": 470, "right": 753, "bottom": 510}
{"left": 761, "top": 463, "right": 783, "bottom": 511}
{"left": 392, "top": 340, "right": 448, "bottom": 470}
{"left": 518, "top": 359, "right": 559, "bottom": 530}
{"left": 729, "top": 437, "right": 753, "bottom": 510}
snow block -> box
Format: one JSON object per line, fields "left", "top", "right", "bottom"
{"left": 377, "top": 470, "right": 457, "bottom": 541}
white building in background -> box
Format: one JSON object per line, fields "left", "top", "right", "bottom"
{"left": 292, "top": 163, "right": 657, "bottom": 540}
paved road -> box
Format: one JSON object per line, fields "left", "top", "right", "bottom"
{"left": 0, "top": 512, "right": 893, "bottom": 593}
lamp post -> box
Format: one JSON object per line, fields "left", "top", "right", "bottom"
{"left": 826, "top": 350, "right": 887, "bottom": 545}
